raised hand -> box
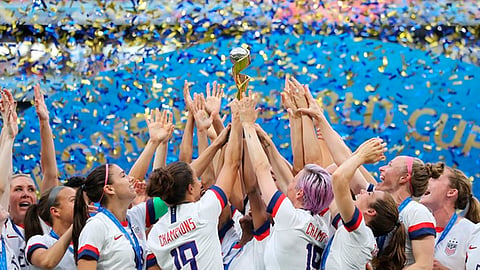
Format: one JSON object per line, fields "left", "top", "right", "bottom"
{"left": 0, "top": 89, "right": 18, "bottom": 138}
{"left": 281, "top": 76, "right": 298, "bottom": 116}
{"left": 288, "top": 75, "right": 309, "bottom": 109}
{"left": 237, "top": 92, "right": 258, "bottom": 124}
{"left": 34, "top": 84, "right": 49, "bottom": 121}
{"left": 297, "top": 84, "right": 325, "bottom": 124}
{"left": 192, "top": 93, "right": 213, "bottom": 132}
{"left": 146, "top": 108, "right": 175, "bottom": 144}
{"left": 353, "top": 138, "right": 386, "bottom": 164}
{"left": 183, "top": 80, "right": 194, "bottom": 112}
{"left": 204, "top": 81, "right": 223, "bottom": 117}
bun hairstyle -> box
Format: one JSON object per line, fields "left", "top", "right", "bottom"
{"left": 147, "top": 161, "right": 195, "bottom": 205}
{"left": 72, "top": 164, "right": 112, "bottom": 262}
{"left": 406, "top": 157, "right": 435, "bottom": 197}
{"left": 24, "top": 187, "right": 63, "bottom": 242}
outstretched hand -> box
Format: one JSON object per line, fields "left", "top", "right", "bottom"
{"left": 183, "top": 80, "right": 194, "bottom": 112}
{"left": 0, "top": 89, "right": 18, "bottom": 138}
{"left": 204, "top": 81, "right": 223, "bottom": 117}
{"left": 192, "top": 93, "right": 213, "bottom": 131}
{"left": 34, "top": 84, "right": 49, "bottom": 121}
{"left": 353, "top": 138, "right": 386, "bottom": 164}
{"left": 146, "top": 108, "right": 175, "bottom": 144}
{"left": 237, "top": 92, "right": 259, "bottom": 125}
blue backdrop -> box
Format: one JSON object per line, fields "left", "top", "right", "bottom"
{"left": 12, "top": 33, "right": 480, "bottom": 196}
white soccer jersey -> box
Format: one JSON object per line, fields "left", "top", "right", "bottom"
{"left": 220, "top": 223, "right": 240, "bottom": 264}
{"left": 466, "top": 224, "right": 480, "bottom": 270}
{"left": 226, "top": 220, "right": 271, "bottom": 270}
{"left": 322, "top": 207, "right": 377, "bottom": 270}
{"left": 399, "top": 197, "right": 436, "bottom": 266}
{"left": 3, "top": 219, "right": 29, "bottom": 269}
{"left": 147, "top": 185, "right": 227, "bottom": 270}
{"left": 77, "top": 211, "right": 145, "bottom": 270}
{"left": 434, "top": 217, "right": 480, "bottom": 269}
{"left": 25, "top": 232, "right": 75, "bottom": 270}
{"left": 0, "top": 236, "right": 20, "bottom": 270}
{"left": 263, "top": 191, "right": 330, "bottom": 270}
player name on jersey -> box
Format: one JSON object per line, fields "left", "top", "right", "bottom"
{"left": 158, "top": 218, "right": 197, "bottom": 247}
{"left": 306, "top": 222, "right": 328, "bottom": 242}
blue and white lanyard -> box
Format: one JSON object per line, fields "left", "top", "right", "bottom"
{"left": 9, "top": 219, "right": 24, "bottom": 241}
{"left": 100, "top": 208, "right": 142, "bottom": 270}
{"left": 398, "top": 197, "right": 412, "bottom": 213}
{"left": 0, "top": 236, "right": 6, "bottom": 270}
{"left": 49, "top": 230, "right": 74, "bottom": 254}
{"left": 435, "top": 214, "right": 457, "bottom": 247}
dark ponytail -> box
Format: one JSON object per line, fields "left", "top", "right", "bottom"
{"left": 445, "top": 167, "right": 480, "bottom": 223}
{"left": 24, "top": 187, "right": 60, "bottom": 242}
{"left": 372, "top": 223, "right": 407, "bottom": 270}
{"left": 147, "top": 161, "right": 194, "bottom": 205}
{"left": 72, "top": 164, "right": 112, "bottom": 262}
{"left": 369, "top": 193, "right": 406, "bottom": 270}
{"left": 72, "top": 187, "right": 88, "bottom": 262}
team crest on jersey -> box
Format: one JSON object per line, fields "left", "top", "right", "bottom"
{"left": 133, "top": 225, "right": 143, "bottom": 240}
{"left": 444, "top": 239, "right": 458, "bottom": 256}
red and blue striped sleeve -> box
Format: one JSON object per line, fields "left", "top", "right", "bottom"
{"left": 344, "top": 207, "right": 363, "bottom": 232}
{"left": 26, "top": 243, "right": 47, "bottom": 263}
{"left": 332, "top": 213, "right": 342, "bottom": 230}
{"left": 78, "top": 244, "right": 100, "bottom": 261}
{"left": 266, "top": 191, "right": 286, "bottom": 218}
{"left": 210, "top": 185, "right": 227, "bottom": 209}
{"left": 408, "top": 222, "right": 435, "bottom": 240}
{"left": 146, "top": 253, "right": 157, "bottom": 268}
{"left": 253, "top": 220, "right": 271, "bottom": 241}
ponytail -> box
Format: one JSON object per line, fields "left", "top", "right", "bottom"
{"left": 372, "top": 223, "right": 407, "bottom": 270}
{"left": 24, "top": 187, "right": 58, "bottom": 242}
{"left": 72, "top": 187, "right": 89, "bottom": 262}
{"left": 465, "top": 196, "right": 480, "bottom": 224}
{"left": 24, "top": 204, "right": 43, "bottom": 242}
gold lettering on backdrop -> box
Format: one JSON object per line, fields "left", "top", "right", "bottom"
{"left": 363, "top": 96, "right": 393, "bottom": 129}
{"left": 463, "top": 125, "right": 480, "bottom": 154}
{"left": 342, "top": 92, "right": 361, "bottom": 127}
{"left": 407, "top": 108, "right": 436, "bottom": 142}
{"left": 317, "top": 90, "right": 339, "bottom": 124}
{"left": 434, "top": 113, "right": 466, "bottom": 148}
{"left": 61, "top": 143, "right": 94, "bottom": 175}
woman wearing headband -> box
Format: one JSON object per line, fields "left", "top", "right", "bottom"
{"left": 297, "top": 85, "right": 436, "bottom": 269}
{"left": 419, "top": 162, "right": 480, "bottom": 269}
{"left": 72, "top": 108, "right": 174, "bottom": 270}
{"left": 24, "top": 186, "right": 76, "bottom": 269}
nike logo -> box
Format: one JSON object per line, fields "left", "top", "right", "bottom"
{"left": 469, "top": 245, "right": 477, "bottom": 250}
{"left": 114, "top": 234, "right": 123, "bottom": 240}
{"left": 6, "top": 234, "right": 18, "bottom": 239}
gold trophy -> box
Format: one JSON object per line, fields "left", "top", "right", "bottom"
{"left": 230, "top": 47, "right": 251, "bottom": 99}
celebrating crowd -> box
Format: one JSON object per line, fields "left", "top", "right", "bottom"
{"left": 1, "top": 76, "right": 479, "bottom": 270}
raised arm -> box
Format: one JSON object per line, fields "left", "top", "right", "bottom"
{"left": 190, "top": 124, "right": 230, "bottom": 180}
{"left": 152, "top": 112, "right": 174, "bottom": 169}
{"left": 243, "top": 139, "right": 268, "bottom": 231}
{"left": 192, "top": 93, "right": 216, "bottom": 187}
{"left": 241, "top": 94, "right": 277, "bottom": 204}
{"left": 332, "top": 138, "right": 385, "bottom": 222}
{"left": 298, "top": 86, "right": 377, "bottom": 194}
{"left": 281, "top": 76, "right": 304, "bottom": 175}
{"left": 288, "top": 77, "right": 325, "bottom": 166}
{"left": 179, "top": 80, "right": 195, "bottom": 163}
{"left": 0, "top": 89, "right": 17, "bottom": 208}
{"left": 204, "top": 81, "right": 225, "bottom": 135}
{"left": 255, "top": 124, "right": 293, "bottom": 194}
{"left": 129, "top": 108, "right": 174, "bottom": 181}
{"left": 214, "top": 100, "right": 242, "bottom": 199}
{"left": 35, "top": 84, "right": 59, "bottom": 194}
